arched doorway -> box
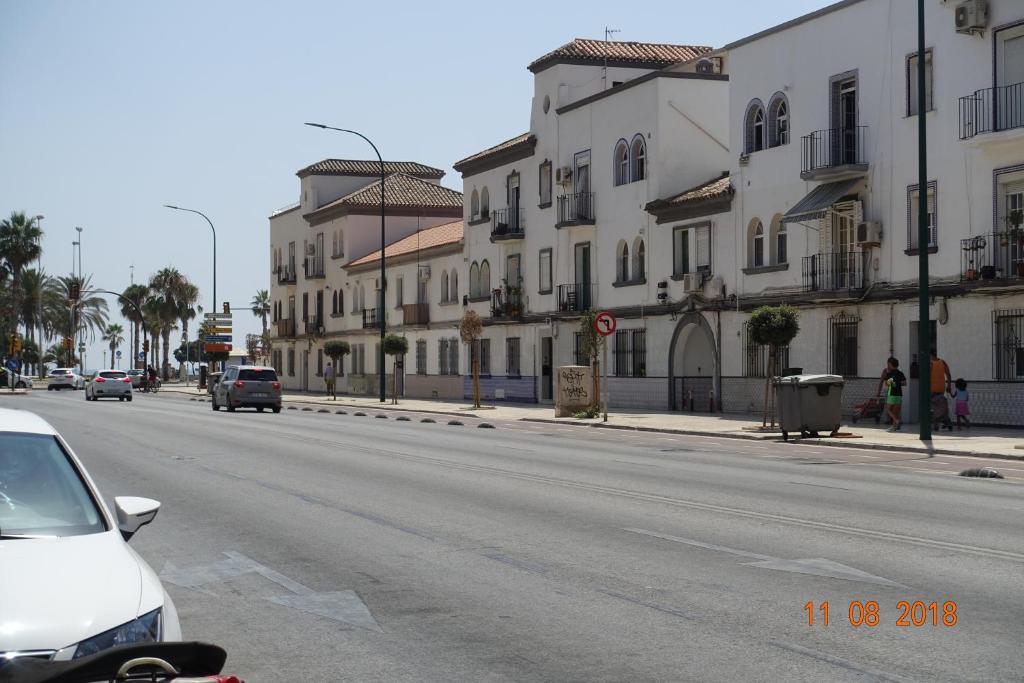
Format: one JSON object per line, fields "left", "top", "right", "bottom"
{"left": 668, "top": 312, "right": 719, "bottom": 411}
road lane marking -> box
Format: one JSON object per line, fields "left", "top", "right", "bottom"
{"left": 623, "top": 528, "right": 907, "bottom": 588}
{"left": 769, "top": 642, "right": 912, "bottom": 683}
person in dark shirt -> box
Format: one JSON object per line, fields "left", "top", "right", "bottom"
{"left": 876, "top": 356, "right": 907, "bottom": 432}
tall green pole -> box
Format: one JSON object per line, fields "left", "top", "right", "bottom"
{"left": 917, "top": 0, "right": 932, "bottom": 441}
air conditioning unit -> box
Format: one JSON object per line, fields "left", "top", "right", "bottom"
{"left": 305, "top": 244, "right": 316, "bottom": 256}
{"left": 856, "top": 220, "right": 883, "bottom": 246}
{"left": 418, "top": 265, "right": 431, "bottom": 281}
{"left": 682, "top": 272, "right": 703, "bottom": 293}
{"left": 555, "top": 166, "right": 573, "bottom": 184}
{"left": 955, "top": 0, "right": 987, "bottom": 34}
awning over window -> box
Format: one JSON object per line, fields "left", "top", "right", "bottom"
{"left": 781, "top": 178, "right": 862, "bottom": 224}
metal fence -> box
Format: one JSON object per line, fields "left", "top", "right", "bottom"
{"left": 827, "top": 314, "right": 860, "bottom": 377}
{"left": 960, "top": 233, "right": 1024, "bottom": 281}
{"left": 802, "top": 250, "right": 865, "bottom": 292}
{"left": 557, "top": 192, "right": 595, "bottom": 225}
{"left": 801, "top": 126, "right": 868, "bottom": 174}
{"left": 958, "top": 82, "right": 1024, "bottom": 140}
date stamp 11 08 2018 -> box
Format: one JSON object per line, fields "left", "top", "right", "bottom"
{"left": 805, "top": 600, "right": 958, "bottom": 627}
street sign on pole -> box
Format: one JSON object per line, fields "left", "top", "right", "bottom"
{"left": 204, "top": 335, "right": 232, "bottom": 343}
{"left": 594, "top": 311, "right": 617, "bottom": 337}
{"left": 138, "top": 351, "right": 145, "bottom": 361}
{"left": 116, "top": 350, "right": 122, "bottom": 358}
{"left": 204, "top": 313, "right": 232, "bottom": 321}
{"left": 593, "top": 311, "right": 616, "bottom": 423}
{"left": 204, "top": 343, "right": 232, "bottom": 353}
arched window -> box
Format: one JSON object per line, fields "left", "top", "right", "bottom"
{"left": 337, "top": 290, "right": 343, "bottom": 316}
{"left": 450, "top": 270, "right": 458, "bottom": 302}
{"left": 470, "top": 190, "right": 479, "bottom": 219}
{"left": 769, "top": 214, "right": 788, "bottom": 265}
{"left": 441, "top": 270, "right": 449, "bottom": 302}
{"left": 768, "top": 93, "right": 790, "bottom": 147}
{"left": 480, "top": 187, "right": 490, "bottom": 218}
{"left": 633, "top": 237, "right": 646, "bottom": 281}
{"left": 480, "top": 260, "right": 491, "bottom": 294}
{"left": 332, "top": 291, "right": 338, "bottom": 314}
{"left": 617, "top": 240, "right": 629, "bottom": 282}
{"left": 470, "top": 262, "right": 480, "bottom": 298}
{"left": 749, "top": 219, "right": 765, "bottom": 268}
{"left": 614, "top": 140, "right": 629, "bottom": 186}
{"left": 630, "top": 135, "right": 646, "bottom": 181}
{"left": 744, "top": 100, "right": 766, "bottom": 154}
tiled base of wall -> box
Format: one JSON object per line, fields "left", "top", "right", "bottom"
{"left": 463, "top": 376, "right": 538, "bottom": 403}
{"left": 405, "top": 374, "right": 463, "bottom": 400}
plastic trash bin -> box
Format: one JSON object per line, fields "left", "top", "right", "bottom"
{"left": 775, "top": 374, "right": 845, "bottom": 441}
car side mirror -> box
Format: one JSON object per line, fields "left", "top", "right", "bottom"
{"left": 114, "top": 496, "right": 160, "bottom": 541}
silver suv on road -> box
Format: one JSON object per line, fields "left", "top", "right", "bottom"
{"left": 212, "top": 366, "right": 282, "bottom": 413}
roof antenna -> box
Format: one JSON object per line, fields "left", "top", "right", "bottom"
{"left": 603, "top": 26, "right": 621, "bottom": 91}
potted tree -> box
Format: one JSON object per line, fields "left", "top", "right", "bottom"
{"left": 576, "top": 309, "right": 602, "bottom": 418}
{"left": 382, "top": 334, "right": 408, "bottom": 405}
{"left": 459, "top": 310, "right": 483, "bottom": 408}
{"left": 748, "top": 305, "right": 800, "bottom": 429}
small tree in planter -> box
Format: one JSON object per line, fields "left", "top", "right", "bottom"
{"left": 577, "top": 309, "right": 602, "bottom": 410}
{"left": 748, "top": 305, "right": 800, "bottom": 428}
{"left": 323, "top": 340, "right": 351, "bottom": 381}
{"left": 382, "top": 334, "right": 409, "bottom": 405}
{"left": 459, "top": 310, "right": 483, "bottom": 408}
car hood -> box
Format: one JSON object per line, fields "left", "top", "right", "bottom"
{"left": 0, "top": 531, "right": 159, "bottom": 652}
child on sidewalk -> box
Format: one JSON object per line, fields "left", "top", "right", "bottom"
{"left": 953, "top": 378, "right": 970, "bottom": 430}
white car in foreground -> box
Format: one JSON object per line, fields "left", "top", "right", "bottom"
{"left": 85, "top": 370, "right": 133, "bottom": 402}
{"left": 47, "top": 367, "right": 84, "bottom": 391}
{"left": 0, "top": 408, "right": 180, "bottom": 664}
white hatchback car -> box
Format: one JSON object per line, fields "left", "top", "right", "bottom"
{"left": 48, "top": 368, "right": 84, "bottom": 391}
{"left": 85, "top": 370, "right": 133, "bottom": 402}
{"left": 0, "top": 408, "right": 181, "bottom": 663}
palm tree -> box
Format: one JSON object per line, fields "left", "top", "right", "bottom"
{"left": 19, "top": 268, "right": 60, "bottom": 375}
{"left": 103, "top": 323, "right": 125, "bottom": 369}
{"left": 121, "top": 284, "right": 149, "bottom": 370}
{"left": 55, "top": 274, "right": 108, "bottom": 366}
{"left": 250, "top": 289, "right": 271, "bottom": 335}
{"left": 149, "top": 267, "right": 186, "bottom": 379}
{"left": 175, "top": 281, "right": 200, "bottom": 345}
{"left": 0, "top": 211, "right": 43, "bottom": 340}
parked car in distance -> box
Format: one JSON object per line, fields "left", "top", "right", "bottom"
{"left": 0, "top": 407, "right": 181, "bottom": 662}
{"left": 126, "top": 369, "right": 146, "bottom": 389}
{"left": 85, "top": 370, "right": 133, "bottom": 402}
{"left": 48, "top": 367, "right": 84, "bottom": 390}
{"left": 0, "top": 368, "right": 33, "bottom": 389}
{"left": 212, "top": 366, "right": 281, "bottom": 413}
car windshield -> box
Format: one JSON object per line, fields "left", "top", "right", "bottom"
{"left": 51, "top": 369, "right": 69, "bottom": 375}
{"left": 238, "top": 369, "right": 277, "bottom": 381}
{"left": 99, "top": 371, "right": 127, "bottom": 379}
{"left": 0, "top": 433, "right": 107, "bottom": 537}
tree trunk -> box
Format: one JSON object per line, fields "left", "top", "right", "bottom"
{"left": 472, "top": 354, "right": 480, "bottom": 408}
{"left": 762, "top": 348, "right": 775, "bottom": 428}
{"left": 161, "top": 328, "right": 171, "bottom": 380}
{"left": 133, "top": 323, "right": 140, "bottom": 370}
{"left": 591, "top": 356, "right": 600, "bottom": 410}
{"left": 391, "top": 358, "right": 398, "bottom": 404}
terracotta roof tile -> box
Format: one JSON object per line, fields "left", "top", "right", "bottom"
{"left": 650, "top": 173, "right": 733, "bottom": 208}
{"left": 346, "top": 219, "right": 464, "bottom": 268}
{"left": 453, "top": 133, "right": 534, "bottom": 171}
{"left": 529, "top": 38, "right": 711, "bottom": 73}
{"left": 308, "top": 173, "right": 463, "bottom": 216}
{"left": 296, "top": 159, "right": 445, "bottom": 179}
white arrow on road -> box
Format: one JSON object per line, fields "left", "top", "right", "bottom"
{"left": 624, "top": 528, "right": 907, "bottom": 588}
{"left": 160, "top": 551, "right": 381, "bottom": 632}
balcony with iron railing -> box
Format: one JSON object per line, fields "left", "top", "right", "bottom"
{"left": 303, "top": 256, "right": 325, "bottom": 279}
{"left": 557, "top": 283, "right": 597, "bottom": 312}
{"left": 362, "top": 308, "right": 382, "bottom": 329}
{"left": 276, "top": 318, "right": 296, "bottom": 337}
{"left": 959, "top": 82, "right": 1024, "bottom": 140}
{"left": 556, "top": 192, "right": 595, "bottom": 228}
{"left": 304, "top": 318, "right": 322, "bottom": 335}
{"left": 801, "top": 250, "right": 865, "bottom": 293}
{"left": 800, "top": 126, "right": 869, "bottom": 180}
{"left": 490, "top": 289, "right": 523, "bottom": 320}
{"left": 960, "top": 232, "right": 1024, "bottom": 282}
{"left": 402, "top": 303, "right": 429, "bottom": 326}
{"left": 276, "top": 264, "right": 297, "bottom": 285}
{"left": 490, "top": 207, "right": 526, "bottom": 241}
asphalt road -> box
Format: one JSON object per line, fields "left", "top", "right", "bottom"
{"left": 8, "top": 391, "right": 1024, "bottom": 682}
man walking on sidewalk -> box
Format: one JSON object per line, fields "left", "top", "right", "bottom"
{"left": 324, "top": 361, "right": 336, "bottom": 400}
{"left": 930, "top": 348, "right": 954, "bottom": 431}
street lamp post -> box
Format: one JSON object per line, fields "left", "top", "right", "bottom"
{"left": 164, "top": 205, "right": 218, "bottom": 371}
{"left": 34, "top": 215, "right": 44, "bottom": 378}
{"left": 75, "top": 227, "right": 84, "bottom": 376}
{"left": 305, "top": 122, "right": 387, "bottom": 403}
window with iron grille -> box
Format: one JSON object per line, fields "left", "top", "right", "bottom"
{"left": 471, "top": 339, "right": 491, "bottom": 376}
{"left": 316, "top": 349, "right": 323, "bottom": 377}
{"left": 574, "top": 332, "right": 586, "bottom": 366}
{"left": 416, "top": 340, "right": 427, "bottom": 375}
{"left": 614, "top": 329, "right": 647, "bottom": 377}
{"left": 993, "top": 309, "right": 1024, "bottom": 380}
{"left": 448, "top": 337, "right": 459, "bottom": 375}
{"left": 742, "top": 322, "right": 790, "bottom": 377}
{"left": 828, "top": 314, "right": 859, "bottom": 377}
{"left": 506, "top": 338, "right": 521, "bottom": 378}
{"left": 287, "top": 349, "right": 295, "bottom": 376}
{"left": 439, "top": 338, "right": 449, "bottom": 375}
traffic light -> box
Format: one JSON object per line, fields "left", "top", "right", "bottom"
{"left": 223, "top": 301, "right": 230, "bottom": 314}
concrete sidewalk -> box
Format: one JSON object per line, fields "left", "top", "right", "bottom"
{"left": 158, "top": 383, "right": 1024, "bottom": 461}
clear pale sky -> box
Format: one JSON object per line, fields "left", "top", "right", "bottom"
{"left": 0, "top": 0, "right": 827, "bottom": 368}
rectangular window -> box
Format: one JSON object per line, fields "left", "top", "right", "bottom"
{"left": 742, "top": 322, "right": 791, "bottom": 377}
{"left": 614, "top": 329, "right": 647, "bottom": 377}
{"left": 287, "top": 349, "right": 295, "bottom": 376}
{"left": 695, "top": 224, "right": 712, "bottom": 271}
{"left": 448, "top": 337, "right": 459, "bottom": 376}
{"left": 302, "top": 293, "right": 308, "bottom": 322}
{"left": 539, "top": 248, "right": 552, "bottom": 293}
{"left": 506, "top": 338, "right": 521, "bottom": 378}
{"left": 416, "top": 340, "right": 427, "bottom": 374}
{"left": 472, "top": 339, "right": 491, "bottom": 376}
{"left": 395, "top": 276, "right": 404, "bottom": 308}
{"left": 316, "top": 349, "right": 323, "bottom": 377}
{"left": 907, "top": 49, "right": 933, "bottom": 116}
{"left": 574, "top": 332, "right": 587, "bottom": 366}
{"left": 673, "top": 227, "right": 690, "bottom": 276}
{"left": 993, "top": 309, "right": 1024, "bottom": 380}
{"left": 828, "top": 315, "right": 859, "bottom": 377}
{"left": 908, "top": 181, "right": 937, "bottom": 250}
{"left": 438, "top": 339, "right": 449, "bottom": 375}
{"left": 539, "top": 161, "right": 552, "bottom": 206}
